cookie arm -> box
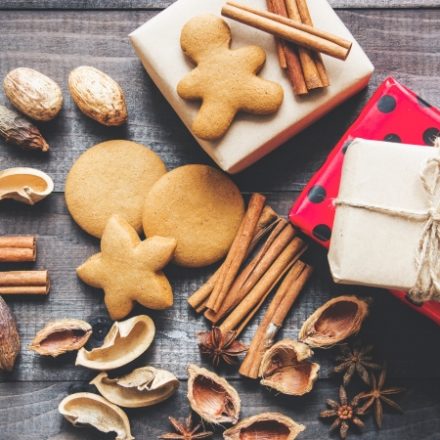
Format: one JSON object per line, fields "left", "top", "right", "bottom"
{"left": 177, "top": 69, "right": 204, "bottom": 100}
{"left": 192, "top": 99, "right": 237, "bottom": 140}
{"left": 135, "top": 236, "right": 177, "bottom": 272}
{"left": 234, "top": 46, "right": 267, "bottom": 73}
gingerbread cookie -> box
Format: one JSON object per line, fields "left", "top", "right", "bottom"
{"left": 177, "top": 14, "right": 283, "bottom": 141}
{"left": 77, "top": 215, "right": 176, "bottom": 320}
{"left": 143, "top": 164, "right": 244, "bottom": 268}
{"left": 65, "top": 140, "right": 167, "bottom": 238}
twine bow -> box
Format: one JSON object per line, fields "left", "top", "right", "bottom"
{"left": 335, "top": 138, "right": 440, "bottom": 304}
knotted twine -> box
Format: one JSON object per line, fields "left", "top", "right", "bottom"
{"left": 335, "top": 138, "right": 440, "bottom": 304}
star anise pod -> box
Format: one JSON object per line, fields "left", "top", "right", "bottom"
{"left": 198, "top": 327, "right": 247, "bottom": 367}
{"left": 334, "top": 343, "right": 381, "bottom": 385}
{"left": 359, "top": 367, "right": 405, "bottom": 428}
{"left": 159, "top": 414, "right": 213, "bottom": 439}
{"left": 320, "top": 386, "right": 366, "bottom": 439}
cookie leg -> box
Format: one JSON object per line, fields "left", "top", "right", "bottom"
{"left": 104, "top": 288, "right": 134, "bottom": 320}
{"left": 239, "top": 78, "right": 284, "bottom": 115}
{"left": 192, "top": 100, "right": 236, "bottom": 140}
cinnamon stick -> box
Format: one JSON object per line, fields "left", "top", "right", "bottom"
{"left": 187, "top": 205, "right": 279, "bottom": 311}
{"left": 206, "top": 193, "right": 266, "bottom": 313}
{"left": 239, "top": 260, "right": 313, "bottom": 378}
{"left": 267, "top": 0, "right": 287, "bottom": 69}
{"left": 0, "top": 236, "right": 36, "bottom": 262}
{"left": 271, "top": 0, "right": 308, "bottom": 95}
{"left": 295, "top": 0, "right": 329, "bottom": 86}
{"left": 0, "top": 270, "right": 50, "bottom": 295}
{"left": 285, "top": 0, "right": 323, "bottom": 90}
{"left": 219, "top": 237, "right": 306, "bottom": 334}
{"left": 205, "top": 220, "right": 296, "bottom": 323}
{"left": 222, "top": 3, "right": 351, "bottom": 60}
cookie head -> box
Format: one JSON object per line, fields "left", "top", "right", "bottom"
{"left": 180, "top": 14, "right": 231, "bottom": 63}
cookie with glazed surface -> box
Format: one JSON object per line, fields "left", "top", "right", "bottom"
{"left": 65, "top": 139, "right": 167, "bottom": 238}
{"left": 177, "top": 14, "right": 283, "bottom": 140}
{"left": 143, "top": 164, "right": 244, "bottom": 268}
{"left": 77, "top": 215, "right": 176, "bottom": 320}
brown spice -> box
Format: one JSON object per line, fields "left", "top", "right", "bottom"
{"left": 359, "top": 368, "right": 405, "bottom": 428}
{"left": 334, "top": 343, "right": 381, "bottom": 385}
{"left": 0, "top": 270, "right": 50, "bottom": 295}
{"left": 320, "top": 386, "right": 366, "bottom": 439}
{"left": 206, "top": 193, "right": 266, "bottom": 313}
{"left": 198, "top": 327, "right": 247, "bottom": 367}
{"left": 0, "top": 236, "right": 36, "bottom": 263}
{"left": 159, "top": 414, "right": 213, "bottom": 439}
{"left": 0, "top": 296, "right": 20, "bottom": 372}
{"left": 0, "top": 104, "right": 49, "bottom": 152}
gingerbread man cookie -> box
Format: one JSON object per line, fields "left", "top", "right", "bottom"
{"left": 77, "top": 215, "right": 176, "bottom": 320}
{"left": 177, "top": 14, "right": 284, "bottom": 141}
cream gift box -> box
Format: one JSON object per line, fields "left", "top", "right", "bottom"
{"left": 328, "top": 138, "right": 440, "bottom": 303}
{"left": 129, "top": 0, "right": 374, "bottom": 173}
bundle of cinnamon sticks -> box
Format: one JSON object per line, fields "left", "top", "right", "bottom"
{"left": 188, "top": 193, "right": 313, "bottom": 376}
{"left": 0, "top": 236, "right": 50, "bottom": 295}
{"left": 222, "top": 0, "right": 353, "bottom": 95}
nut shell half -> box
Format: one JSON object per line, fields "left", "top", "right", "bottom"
{"left": 58, "top": 392, "right": 133, "bottom": 440}
{"left": 223, "top": 412, "right": 305, "bottom": 440}
{"left": 30, "top": 319, "right": 92, "bottom": 357}
{"left": 259, "top": 339, "right": 319, "bottom": 396}
{"left": 91, "top": 366, "right": 179, "bottom": 408}
{"left": 76, "top": 315, "right": 155, "bottom": 370}
{"left": 298, "top": 295, "right": 369, "bottom": 348}
{"left": 187, "top": 364, "right": 240, "bottom": 425}
{"left": 4, "top": 67, "right": 63, "bottom": 121}
{"left": 0, "top": 167, "right": 53, "bottom": 205}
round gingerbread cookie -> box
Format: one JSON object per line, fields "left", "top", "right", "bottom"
{"left": 143, "top": 164, "right": 244, "bottom": 268}
{"left": 65, "top": 140, "right": 167, "bottom": 238}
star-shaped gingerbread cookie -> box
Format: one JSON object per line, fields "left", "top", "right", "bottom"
{"left": 77, "top": 215, "right": 176, "bottom": 320}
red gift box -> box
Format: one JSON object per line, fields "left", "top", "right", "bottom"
{"left": 289, "top": 77, "right": 440, "bottom": 325}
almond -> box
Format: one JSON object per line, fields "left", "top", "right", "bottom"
{"left": 0, "top": 296, "right": 20, "bottom": 372}
{"left": 4, "top": 68, "right": 63, "bottom": 122}
{"left": 68, "top": 66, "right": 128, "bottom": 126}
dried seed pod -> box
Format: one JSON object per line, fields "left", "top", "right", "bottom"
{"left": 0, "top": 104, "right": 49, "bottom": 152}
{"left": 58, "top": 392, "right": 133, "bottom": 440}
{"left": 91, "top": 366, "right": 179, "bottom": 408}
{"left": 0, "top": 296, "right": 20, "bottom": 372}
{"left": 68, "top": 66, "right": 128, "bottom": 126}
{"left": 187, "top": 364, "right": 240, "bottom": 425}
{"left": 259, "top": 339, "right": 319, "bottom": 396}
{"left": 223, "top": 412, "right": 305, "bottom": 440}
{"left": 4, "top": 68, "right": 63, "bottom": 121}
{"left": 75, "top": 315, "right": 155, "bottom": 370}
{"left": 299, "top": 295, "right": 369, "bottom": 348}
{"left": 0, "top": 167, "right": 54, "bottom": 205}
{"left": 30, "top": 319, "right": 92, "bottom": 357}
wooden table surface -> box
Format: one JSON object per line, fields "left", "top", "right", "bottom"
{"left": 1, "top": 1, "right": 440, "bottom": 439}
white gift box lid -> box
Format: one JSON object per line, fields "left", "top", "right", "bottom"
{"left": 129, "top": 0, "right": 374, "bottom": 173}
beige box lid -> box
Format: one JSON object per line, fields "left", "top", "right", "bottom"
{"left": 129, "top": 0, "right": 374, "bottom": 173}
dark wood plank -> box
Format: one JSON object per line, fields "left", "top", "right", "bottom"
{"left": 1, "top": 378, "right": 439, "bottom": 440}
{"left": 1, "top": 0, "right": 439, "bottom": 10}
{"left": 0, "top": 10, "right": 439, "bottom": 192}
{"left": 1, "top": 193, "right": 440, "bottom": 383}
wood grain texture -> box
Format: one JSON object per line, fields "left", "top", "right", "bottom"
{"left": 1, "top": 379, "right": 439, "bottom": 440}
{"left": 0, "top": 10, "right": 439, "bottom": 193}
{"left": 1, "top": 0, "right": 439, "bottom": 9}
{"left": 1, "top": 5, "right": 440, "bottom": 440}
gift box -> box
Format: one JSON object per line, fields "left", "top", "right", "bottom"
{"left": 329, "top": 138, "right": 440, "bottom": 301}
{"left": 129, "top": 0, "right": 373, "bottom": 173}
{"left": 289, "top": 77, "right": 440, "bottom": 324}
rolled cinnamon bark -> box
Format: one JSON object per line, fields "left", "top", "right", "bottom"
{"left": 0, "top": 236, "right": 36, "bottom": 262}
{"left": 0, "top": 270, "right": 50, "bottom": 295}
